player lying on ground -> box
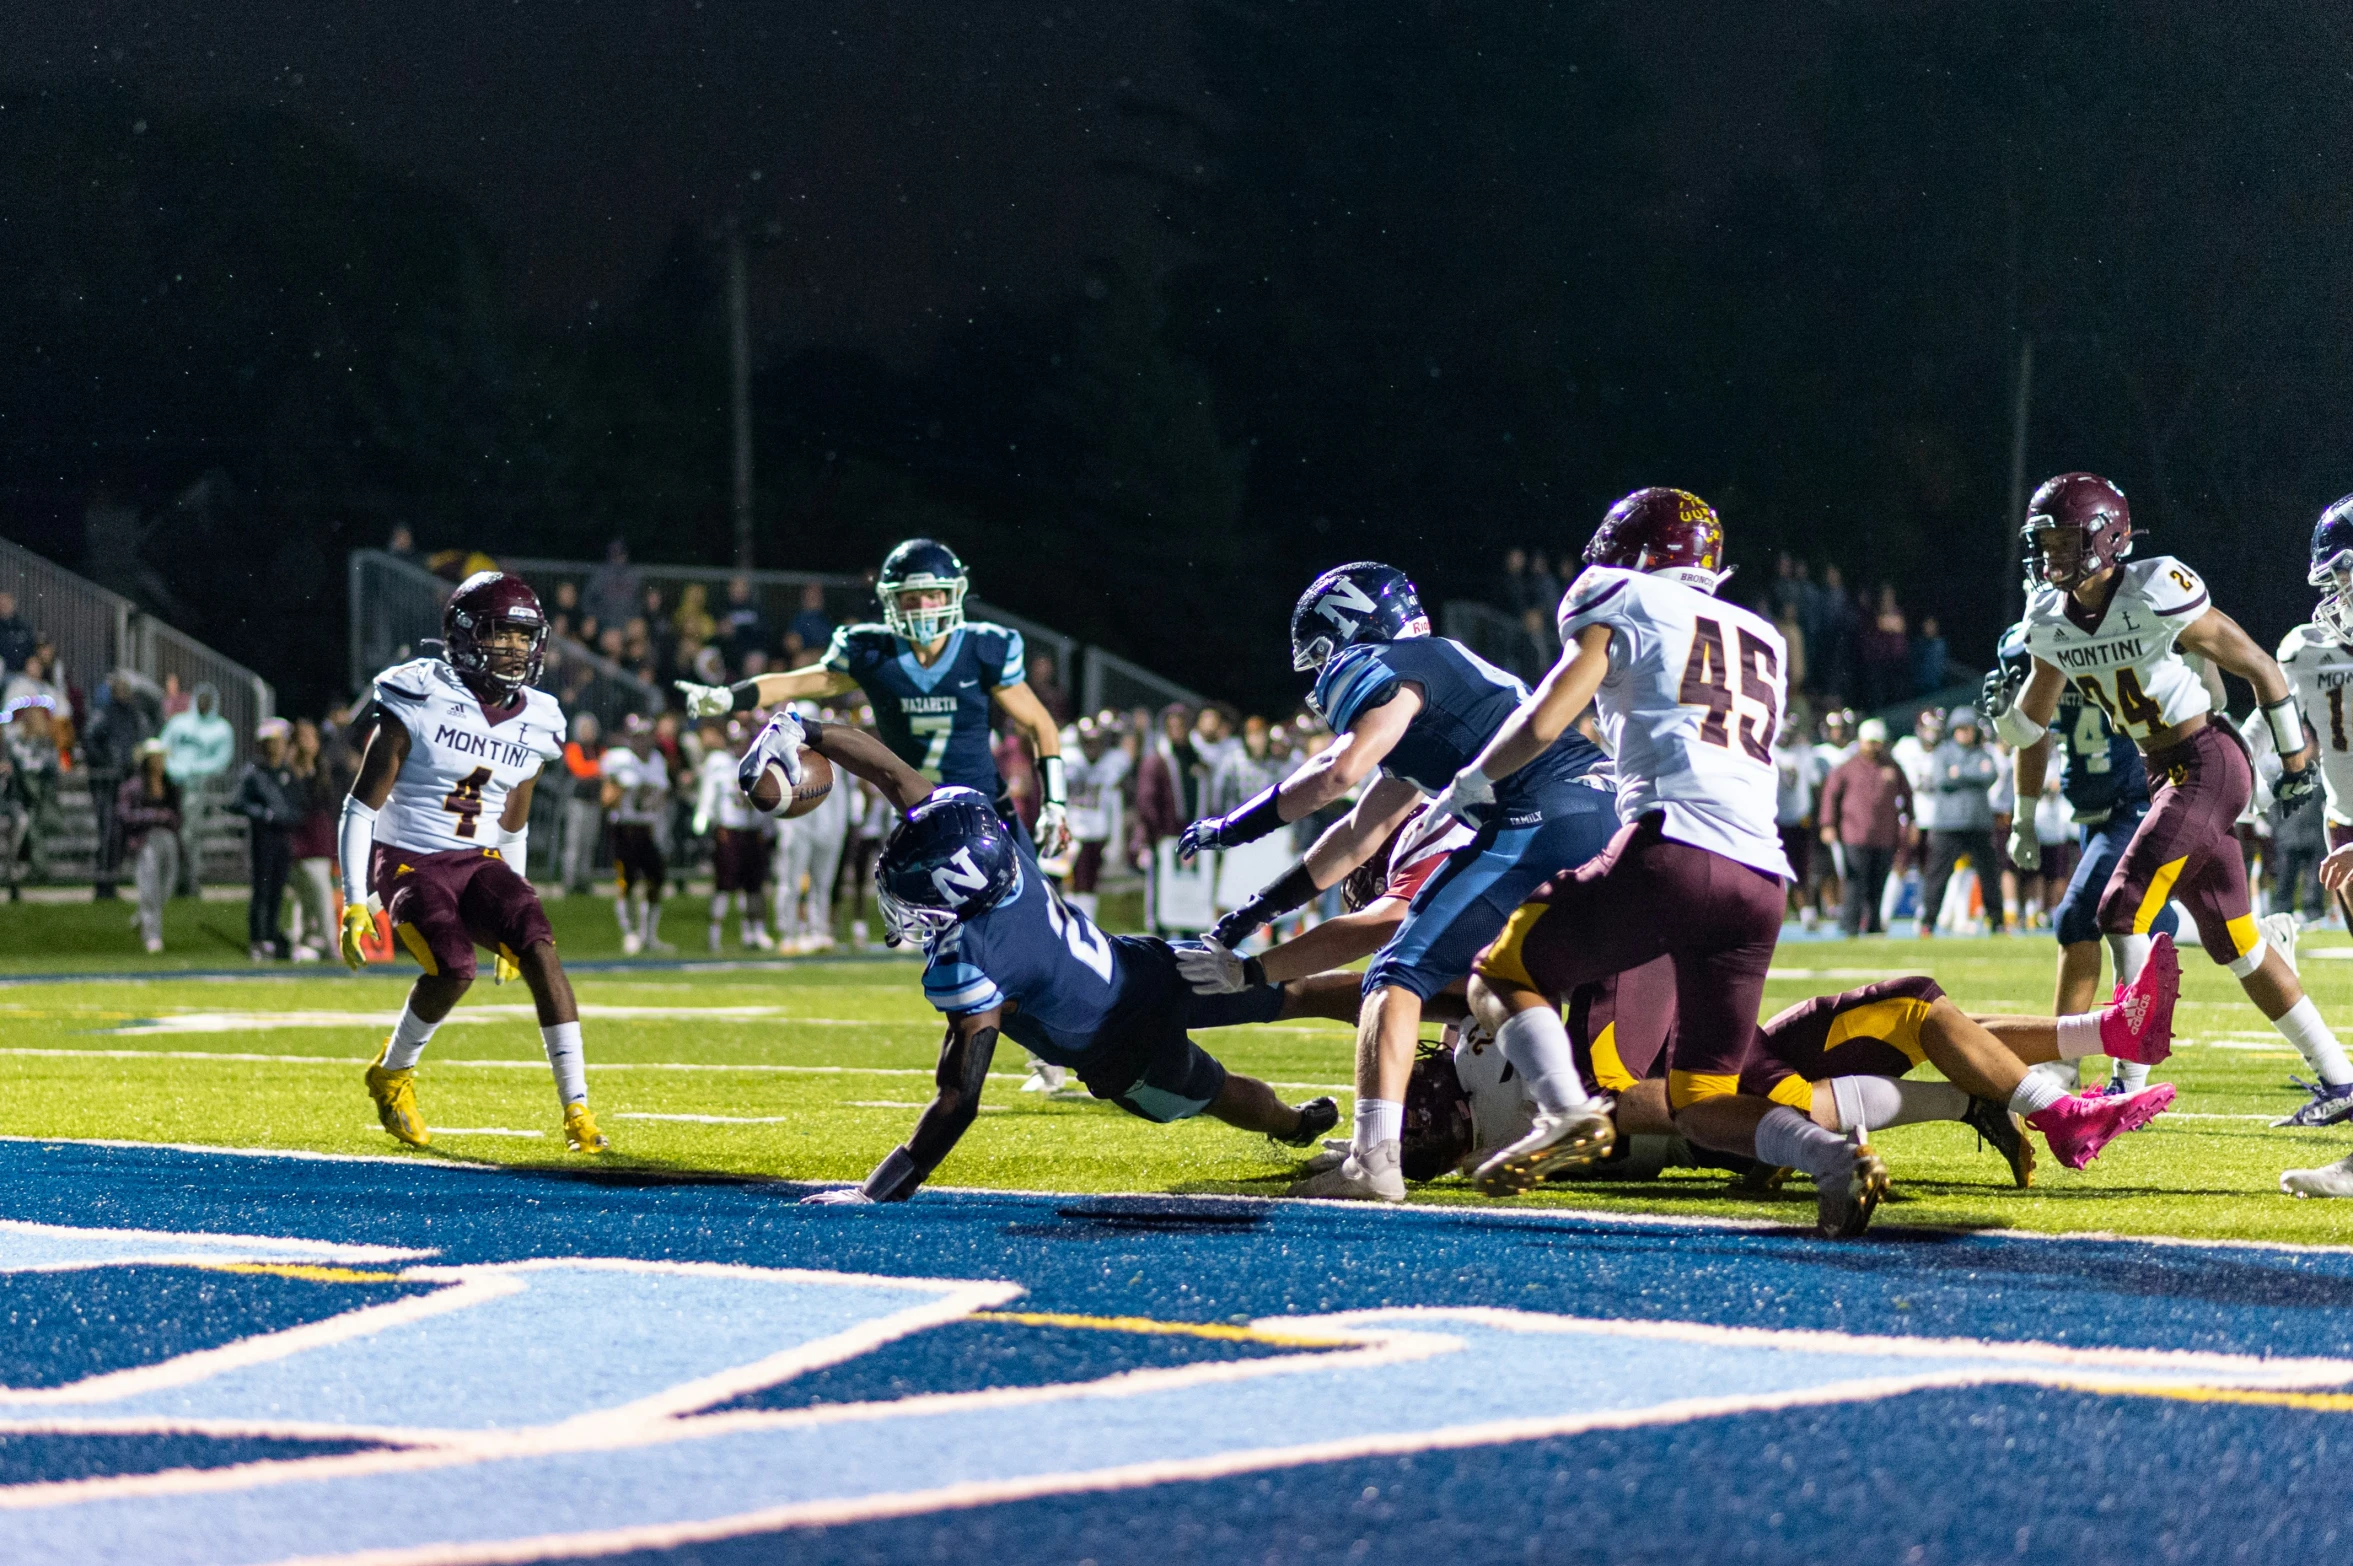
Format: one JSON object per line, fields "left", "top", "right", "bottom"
{"left": 1991, "top": 473, "right": 2349, "bottom": 1128}
{"left": 729, "top": 714, "right": 1339, "bottom": 1205}
{"left": 337, "top": 572, "right": 608, "bottom": 1153}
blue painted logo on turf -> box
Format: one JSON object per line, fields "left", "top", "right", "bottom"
{"left": 4, "top": 1220, "right": 2353, "bottom": 1566}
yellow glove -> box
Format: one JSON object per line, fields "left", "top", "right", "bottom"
{"left": 340, "top": 905, "right": 376, "bottom": 971}
{"left": 493, "top": 947, "right": 521, "bottom": 985}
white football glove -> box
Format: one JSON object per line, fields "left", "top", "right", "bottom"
{"left": 675, "top": 680, "right": 737, "bottom": 720}
{"left": 1033, "top": 800, "right": 1070, "bottom": 857}
{"left": 1175, "top": 938, "right": 1249, "bottom": 995}
{"left": 1397, "top": 768, "right": 1495, "bottom": 859}
{"left": 740, "top": 708, "right": 808, "bottom": 797}
{"left": 800, "top": 1187, "right": 876, "bottom": 1206}
{"left": 2007, "top": 816, "right": 2041, "bottom": 873}
{"left": 691, "top": 809, "right": 711, "bottom": 837}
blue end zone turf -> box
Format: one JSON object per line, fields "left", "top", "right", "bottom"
{"left": 3, "top": 1137, "right": 2353, "bottom": 1564}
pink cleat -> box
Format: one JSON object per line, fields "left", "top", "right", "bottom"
{"left": 2100, "top": 932, "right": 2179, "bottom": 1065}
{"left": 2027, "top": 1082, "right": 2176, "bottom": 1171}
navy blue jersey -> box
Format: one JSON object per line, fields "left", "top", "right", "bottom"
{"left": 920, "top": 863, "right": 1148, "bottom": 1064}
{"left": 2053, "top": 683, "right": 2150, "bottom": 823}
{"left": 1313, "top": 637, "right": 1604, "bottom": 808}
{"left": 823, "top": 621, "right": 1025, "bottom": 793}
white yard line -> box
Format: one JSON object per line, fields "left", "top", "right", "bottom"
{"left": 610, "top": 1113, "right": 789, "bottom": 1125}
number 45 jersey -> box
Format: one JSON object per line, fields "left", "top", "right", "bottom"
{"left": 368, "top": 657, "right": 566, "bottom": 856}
{"left": 1557, "top": 565, "right": 1792, "bottom": 879}
{"left": 2277, "top": 622, "right": 2353, "bottom": 826}
{"left": 2020, "top": 556, "right": 2212, "bottom": 743}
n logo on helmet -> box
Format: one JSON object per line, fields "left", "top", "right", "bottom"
{"left": 1316, "top": 577, "right": 1379, "bottom": 637}
{"left": 931, "top": 848, "right": 992, "bottom": 907}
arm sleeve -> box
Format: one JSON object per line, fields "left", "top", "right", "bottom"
{"left": 338, "top": 797, "right": 377, "bottom": 907}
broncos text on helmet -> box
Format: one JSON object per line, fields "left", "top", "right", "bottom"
{"left": 878, "top": 538, "right": 970, "bottom": 645}
{"left": 875, "top": 785, "right": 1021, "bottom": 946}
{"left": 1583, "top": 487, "right": 1729, "bottom": 592}
{"left": 1289, "top": 561, "right": 1430, "bottom": 674}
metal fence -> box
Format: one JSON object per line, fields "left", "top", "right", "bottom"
{"left": 1082, "top": 646, "right": 1207, "bottom": 721}
{"left": 1441, "top": 598, "right": 1549, "bottom": 684}
{"left": 347, "top": 551, "right": 662, "bottom": 729}
{"left": 0, "top": 531, "right": 275, "bottom": 765}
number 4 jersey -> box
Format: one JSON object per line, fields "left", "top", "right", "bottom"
{"left": 2020, "top": 557, "right": 2212, "bottom": 742}
{"left": 368, "top": 657, "right": 566, "bottom": 856}
{"left": 1557, "top": 566, "right": 1792, "bottom": 879}
{"left": 2277, "top": 622, "right": 2353, "bottom": 825}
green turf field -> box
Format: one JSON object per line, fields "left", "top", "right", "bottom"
{"left": 3, "top": 891, "right": 2352, "bottom": 1243}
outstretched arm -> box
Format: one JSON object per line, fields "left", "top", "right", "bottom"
{"left": 1469, "top": 624, "right": 1613, "bottom": 785}
{"left": 806, "top": 720, "right": 935, "bottom": 814}
{"left": 1178, "top": 689, "right": 1421, "bottom": 861}
{"left": 2179, "top": 606, "right": 2315, "bottom": 772}
{"left": 806, "top": 1012, "right": 1001, "bottom": 1203}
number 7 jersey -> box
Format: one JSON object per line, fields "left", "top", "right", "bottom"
{"left": 368, "top": 657, "right": 566, "bottom": 857}
{"left": 1557, "top": 566, "right": 1793, "bottom": 879}
{"left": 2019, "top": 556, "right": 2212, "bottom": 742}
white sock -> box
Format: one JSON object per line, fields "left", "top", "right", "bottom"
{"left": 1753, "top": 1105, "right": 1852, "bottom": 1177}
{"left": 1355, "top": 1098, "right": 1403, "bottom": 1153}
{"left": 2010, "top": 1071, "right": 2067, "bottom": 1118}
{"left": 1829, "top": 1076, "right": 1968, "bottom": 1132}
{"left": 541, "top": 1020, "right": 587, "bottom": 1106}
{"left": 1494, "top": 1007, "right": 1590, "bottom": 1114}
{"left": 2106, "top": 932, "right": 2151, "bottom": 986}
{"left": 382, "top": 1005, "right": 440, "bottom": 1072}
{"left": 2110, "top": 1060, "right": 2150, "bottom": 1092}
{"left": 616, "top": 893, "right": 637, "bottom": 939}
{"left": 2275, "top": 997, "right": 2353, "bottom": 1087}
{"left": 645, "top": 903, "right": 664, "bottom": 944}
{"left": 2055, "top": 1012, "right": 2105, "bottom": 1060}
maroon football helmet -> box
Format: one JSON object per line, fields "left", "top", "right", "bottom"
{"left": 1583, "top": 487, "right": 1727, "bottom": 585}
{"left": 2024, "top": 473, "right": 2133, "bottom": 590}
{"left": 443, "top": 571, "right": 547, "bottom": 700}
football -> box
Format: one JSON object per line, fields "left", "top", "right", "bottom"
{"left": 747, "top": 748, "right": 834, "bottom": 818}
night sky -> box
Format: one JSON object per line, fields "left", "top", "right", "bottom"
{"left": 11, "top": 1, "right": 1815, "bottom": 361}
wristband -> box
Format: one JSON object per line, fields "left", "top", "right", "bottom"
{"left": 862, "top": 1145, "right": 922, "bottom": 1202}
{"left": 727, "top": 680, "right": 763, "bottom": 714}
{"left": 801, "top": 716, "right": 828, "bottom": 750}
{"left": 1242, "top": 954, "right": 1267, "bottom": 988}
{"left": 1040, "top": 754, "right": 1067, "bottom": 808}
{"left": 2265, "top": 698, "right": 2307, "bottom": 758}
{"left": 336, "top": 796, "right": 378, "bottom": 908}
{"left": 1991, "top": 705, "right": 2046, "bottom": 749}
{"left": 1212, "top": 860, "right": 1321, "bottom": 946}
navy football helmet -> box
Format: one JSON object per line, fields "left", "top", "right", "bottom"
{"left": 879, "top": 538, "right": 970, "bottom": 644}
{"left": 2308, "top": 495, "right": 2353, "bottom": 646}
{"left": 875, "top": 786, "right": 1020, "bottom": 946}
{"left": 1290, "top": 562, "right": 1430, "bottom": 673}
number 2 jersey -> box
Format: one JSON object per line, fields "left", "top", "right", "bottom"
{"left": 1556, "top": 566, "right": 1792, "bottom": 879}
{"left": 919, "top": 861, "right": 1142, "bottom": 1065}
{"left": 2277, "top": 622, "right": 2353, "bottom": 826}
{"left": 822, "top": 621, "right": 1025, "bottom": 793}
{"left": 2019, "top": 557, "right": 2213, "bottom": 743}
{"left": 368, "top": 657, "right": 565, "bottom": 857}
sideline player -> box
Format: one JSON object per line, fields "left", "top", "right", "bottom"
{"left": 1405, "top": 488, "right": 1894, "bottom": 1230}
{"left": 600, "top": 715, "right": 672, "bottom": 955}
{"left": 1991, "top": 474, "right": 2347, "bottom": 1127}
{"left": 730, "top": 715, "right": 1339, "bottom": 1204}
{"left": 1173, "top": 562, "right": 1614, "bottom": 1202}
{"left": 1987, "top": 624, "right": 2179, "bottom": 1092}
{"left": 337, "top": 572, "right": 609, "bottom": 1153}
{"left": 673, "top": 539, "right": 1070, "bottom": 860}
{"left": 693, "top": 718, "right": 775, "bottom": 951}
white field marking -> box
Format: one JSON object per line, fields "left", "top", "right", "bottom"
{"left": 2159, "top": 1113, "right": 2277, "bottom": 1121}
{"left": 0, "top": 1132, "right": 502, "bottom": 1172}
{"left": 403, "top": 1129, "right": 545, "bottom": 1139}
{"left": 608, "top": 1113, "right": 789, "bottom": 1125}
{"left": 1766, "top": 967, "right": 1917, "bottom": 981}
{"left": 0, "top": 1218, "right": 430, "bottom": 1270}
{"left": 0, "top": 1273, "right": 512, "bottom": 1409}
{"left": 2198, "top": 1042, "right": 2298, "bottom": 1053}
{"left": 845, "top": 1101, "right": 1009, "bottom": 1114}
{"left": 231, "top": 1309, "right": 2353, "bottom": 1566}
{"left": 0, "top": 1048, "right": 1031, "bottom": 1079}
{"left": 100, "top": 1007, "right": 892, "bottom": 1036}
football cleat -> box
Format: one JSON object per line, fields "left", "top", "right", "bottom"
{"left": 2281, "top": 1154, "right": 2353, "bottom": 1198}
{"left": 1020, "top": 1059, "right": 1070, "bottom": 1094}
{"left": 1963, "top": 1096, "right": 2036, "bottom": 1188}
{"left": 1471, "top": 1105, "right": 1616, "bottom": 1197}
{"left": 1298, "top": 1138, "right": 1353, "bottom": 1176}
{"left": 1272, "top": 1096, "right": 1342, "bottom": 1149}
{"left": 563, "top": 1103, "right": 610, "bottom": 1154}
{"left": 2273, "top": 1078, "right": 2353, "bottom": 1128}
{"left": 2261, "top": 911, "right": 2300, "bottom": 974}
{"left": 364, "top": 1043, "right": 430, "bottom": 1147}
{"left": 1288, "top": 1139, "right": 1406, "bottom": 1202}
{"left": 2029, "top": 1082, "right": 2175, "bottom": 1169}
{"left": 1815, "top": 1135, "right": 1890, "bottom": 1240}
{"left": 2099, "top": 932, "right": 2178, "bottom": 1064}
{"left": 621, "top": 930, "right": 642, "bottom": 957}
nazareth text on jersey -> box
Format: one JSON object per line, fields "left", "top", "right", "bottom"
{"left": 823, "top": 621, "right": 1024, "bottom": 792}
{"left": 369, "top": 658, "right": 565, "bottom": 858}
{"left": 2020, "top": 557, "right": 2212, "bottom": 742}
{"left": 1557, "top": 566, "right": 1793, "bottom": 879}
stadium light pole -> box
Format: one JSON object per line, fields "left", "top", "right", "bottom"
{"left": 726, "top": 218, "right": 755, "bottom": 572}
{"left": 2004, "top": 335, "right": 2034, "bottom": 628}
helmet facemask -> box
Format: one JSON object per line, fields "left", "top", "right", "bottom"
{"left": 2316, "top": 548, "right": 2353, "bottom": 646}
{"left": 883, "top": 577, "right": 967, "bottom": 644}
{"left": 877, "top": 882, "right": 962, "bottom": 948}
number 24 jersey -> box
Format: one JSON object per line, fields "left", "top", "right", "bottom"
{"left": 2019, "top": 557, "right": 2212, "bottom": 742}
{"left": 369, "top": 657, "right": 566, "bottom": 857}
{"left": 1557, "top": 566, "right": 1792, "bottom": 880}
